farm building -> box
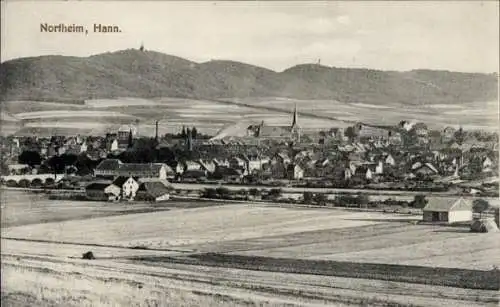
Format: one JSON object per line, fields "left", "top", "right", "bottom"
{"left": 136, "top": 180, "right": 171, "bottom": 201}
{"left": 85, "top": 182, "right": 112, "bottom": 201}
{"left": 422, "top": 197, "right": 473, "bottom": 224}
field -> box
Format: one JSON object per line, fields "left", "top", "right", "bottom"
{"left": 1, "top": 97, "right": 498, "bottom": 136}
{"left": 1, "top": 190, "right": 499, "bottom": 306}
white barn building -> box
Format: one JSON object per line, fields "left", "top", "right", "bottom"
{"left": 422, "top": 197, "right": 473, "bottom": 224}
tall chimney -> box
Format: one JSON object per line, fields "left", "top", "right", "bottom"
{"left": 155, "top": 120, "right": 159, "bottom": 142}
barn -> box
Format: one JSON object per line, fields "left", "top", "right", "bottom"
{"left": 422, "top": 197, "right": 473, "bottom": 224}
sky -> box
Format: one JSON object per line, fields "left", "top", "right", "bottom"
{"left": 1, "top": 1, "right": 499, "bottom": 73}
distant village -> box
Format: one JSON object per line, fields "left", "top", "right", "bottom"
{"left": 1, "top": 106, "right": 498, "bottom": 204}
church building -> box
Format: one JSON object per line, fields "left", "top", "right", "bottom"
{"left": 247, "top": 104, "right": 301, "bottom": 142}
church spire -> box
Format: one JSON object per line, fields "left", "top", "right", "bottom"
{"left": 291, "top": 103, "right": 300, "bottom": 143}
{"left": 291, "top": 103, "right": 298, "bottom": 128}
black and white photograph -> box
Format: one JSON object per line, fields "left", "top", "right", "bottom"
{"left": 1, "top": 1, "right": 499, "bottom": 306}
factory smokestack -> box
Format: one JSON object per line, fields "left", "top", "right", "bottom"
{"left": 155, "top": 120, "right": 159, "bottom": 142}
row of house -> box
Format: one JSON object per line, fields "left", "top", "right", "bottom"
{"left": 86, "top": 158, "right": 173, "bottom": 201}
{"left": 86, "top": 177, "right": 171, "bottom": 202}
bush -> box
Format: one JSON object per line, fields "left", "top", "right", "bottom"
{"left": 216, "top": 187, "right": 230, "bottom": 199}
{"left": 357, "top": 194, "right": 369, "bottom": 208}
{"left": 249, "top": 188, "right": 261, "bottom": 197}
{"left": 18, "top": 179, "right": 31, "bottom": 188}
{"left": 269, "top": 188, "right": 282, "bottom": 198}
{"left": 411, "top": 194, "right": 428, "bottom": 209}
{"left": 303, "top": 192, "right": 314, "bottom": 204}
{"left": 201, "top": 188, "right": 218, "bottom": 199}
{"left": 82, "top": 251, "right": 95, "bottom": 260}
{"left": 31, "top": 178, "right": 43, "bottom": 188}
{"left": 313, "top": 193, "right": 327, "bottom": 206}
{"left": 6, "top": 180, "right": 18, "bottom": 187}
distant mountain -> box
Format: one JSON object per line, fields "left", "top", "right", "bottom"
{"left": 1, "top": 49, "right": 497, "bottom": 104}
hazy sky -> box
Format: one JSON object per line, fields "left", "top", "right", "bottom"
{"left": 1, "top": 1, "right": 499, "bottom": 73}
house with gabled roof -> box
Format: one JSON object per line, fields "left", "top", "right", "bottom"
{"left": 136, "top": 180, "right": 171, "bottom": 201}
{"left": 95, "top": 159, "right": 122, "bottom": 177}
{"left": 94, "top": 159, "right": 171, "bottom": 180}
{"left": 85, "top": 182, "right": 112, "bottom": 201}
{"left": 422, "top": 197, "right": 473, "bottom": 223}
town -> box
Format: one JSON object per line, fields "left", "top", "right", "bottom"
{"left": 1, "top": 106, "right": 498, "bottom": 200}
{"left": 2, "top": 2, "right": 499, "bottom": 303}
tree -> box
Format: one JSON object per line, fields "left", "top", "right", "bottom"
{"left": 202, "top": 188, "right": 218, "bottom": 199}
{"left": 268, "top": 188, "right": 283, "bottom": 199}
{"left": 18, "top": 151, "right": 42, "bottom": 167}
{"left": 473, "top": 199, "right": 489, "bottom": 219}
{"left": 344, "top": 126, "right": 357, "bottom": 141}
{"left": 411, "top": 194, "right": 428, "bottom": 209}
{"left": 181, "top": 126, "right": 187, "bottom": 139}
{"left": 303, "top": 191, "right": 314, "bottom": 204}
{"left": 47, "top": 155, "right": 65, "bottom": 174}
{"left": 75, "top": 154, "right": 94, "bottom": 176}
{"left": 357, "top": 194, "right": 369, "bottom": 208}
{"left": 313, "top": 193, "right": 327, "bottom": 206}
{"left": 216, "top": 187, "right": 230, "bottom": 199}
{"left": 454, "top": 127, "right": 466, "bottom": 145}
{"left": 128, "top": 129, "right": 134, "bottom": 148}
{"left": 249, "top": 188, "right": 261, "bottom": 198}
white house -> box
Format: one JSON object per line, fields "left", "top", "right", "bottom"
{"left": 121, "top": 177, "right": 139, "bottom": 199}
{"left": 80, "top": 142, "right": 88, "bottom": 153}
{"left": 385, "top": 154, "right": 396, "bottom": 166}
{"left": 483, "top": 157, "right": 493, "bottom": 172}
{"left": 375, "top": 161, "right": 384, "bottom": 174}
{"left": 286, "top": 164, "right": 304, "bottom": 180}
{"left": 198, "top": 159, "right": 216, "bottom": 173}
{"left": 110, "top": 139, "right": 119, "bottom": 151}
{"left": 422, "top": 198, "right": 473, "bottom": 224}
{"left": 104, "top": 184, "right": 121, "bottom": 201}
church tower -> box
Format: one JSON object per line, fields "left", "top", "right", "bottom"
{"left": 291, "top": 104, "right": 300, "bottom": 143}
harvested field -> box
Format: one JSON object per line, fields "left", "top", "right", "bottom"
{"left": 2, "top": 204, "right": 371, "bottom": 248}
{"left": 132, "top": 253, "right": 500, "bottom": 291}
{"left": 0, "top": 190, "right": 233, "bottom": 228}
{"left": 3, "top": 195, "right": 499, "bottom": 270}
{"left": 2, "top": 192, "right": 500, "bottom": 306}
{"left": 2, "top": 252, "right": 498, "bottom": 307}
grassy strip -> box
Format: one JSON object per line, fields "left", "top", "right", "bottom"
{"left": 134, "top": 253, "right": 500, "bottom": 291}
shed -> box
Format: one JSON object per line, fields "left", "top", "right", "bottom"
{"left": 422, "top": 197, "right": 472, "bottom": 223}
{"left": 85, "top": 182, "right": 111, "bottom": 201}
{"left": 136, "top": 180, "right": 171, "bottom": 201}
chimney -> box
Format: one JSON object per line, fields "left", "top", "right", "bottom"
{"left": 155, "top": 120, "right": 159, "bottom": 142}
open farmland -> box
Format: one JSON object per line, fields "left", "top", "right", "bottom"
{"left": 3, "top": 195, "right": 499, "bottom": 270}
{"left": 1, "top": 96, "right": 498, "bottom": 136}
{"left": 2, "top": 192, "right": 499, "bottom": 306}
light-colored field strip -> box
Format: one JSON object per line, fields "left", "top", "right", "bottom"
{"left": 2, "top": 98, "right": 497, "bottom": 135}
{"left": 4, "top": 200, "right": 498, "bottom": 270}
{"left": 14, "top": 110, "right": 134, "bottom": 119}
{"left": 3, "top": 205, "right": 367, "bottom": 248}
{"left": 2, "top": 251, "right": 497, "bottom": 307}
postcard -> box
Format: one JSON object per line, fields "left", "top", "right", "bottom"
{"left": 1, "top": 1, "right": 499, "bottom": 306}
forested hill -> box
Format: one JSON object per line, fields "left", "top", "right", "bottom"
{"left": 1, "top": 49, "right": 497, "bottom": 104}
